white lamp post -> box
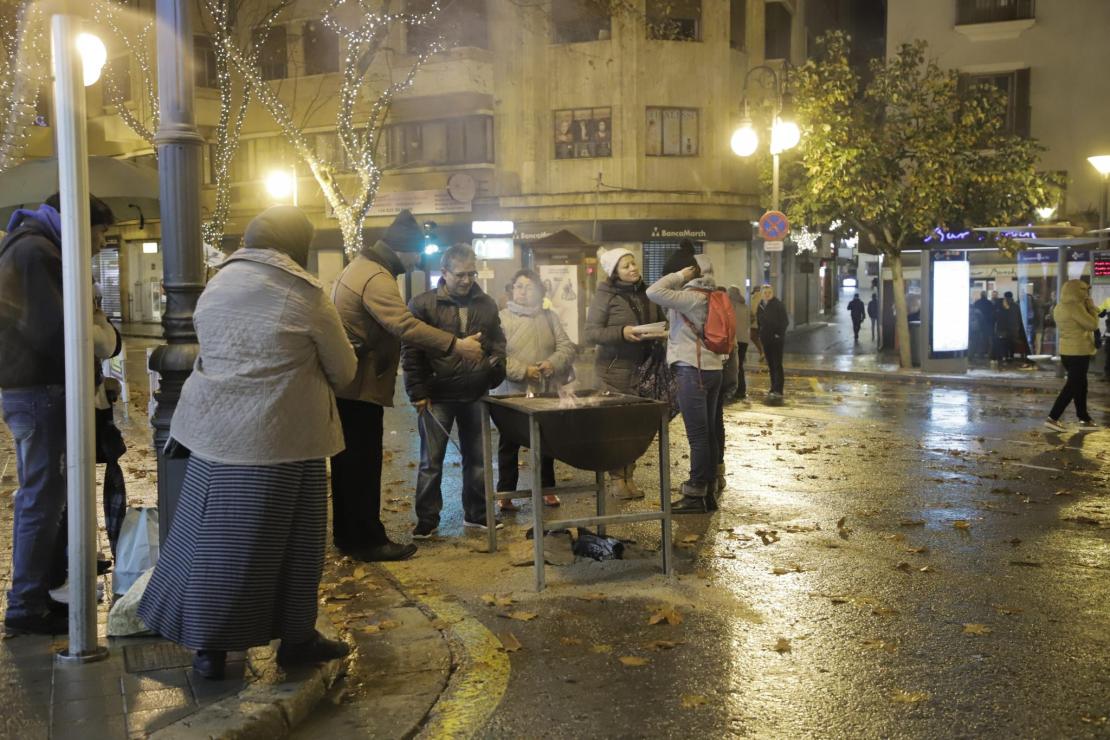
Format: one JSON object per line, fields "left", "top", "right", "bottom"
{"left": 52, "top": 16, "right": 108, "bottom": 663}
{"left": 730, "top": 65, "right": 801, "bottom": 297}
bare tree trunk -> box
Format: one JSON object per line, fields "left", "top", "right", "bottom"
{"left": 889, "top": 251, "right": 913, "bottom": 368}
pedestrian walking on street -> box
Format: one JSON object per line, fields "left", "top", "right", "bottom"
{"left": 757, "top": 283, "right": 790, "bottom": 403}
{"left": 848, "top": 293, "right": 866, "bottom": 343}
{"left": 1003, "top": 291, "right": 1031, "bottom": 362}
{"left": 0, "top": 194, "right": 115, "bottom": 636}
{"left": 867, "top": 293, "right": 879, "bottom": 342}
{"left": 726, "top": 286, "right": 750, "bottom": 401}
{"left": 647, "top": 255, "right": 726, "bottom": 514}
{"left": 972, "top": 291, "right": 994, "bottom": 358}
{"left": 584, "top": 247, "right": 663, "bottom": 499}
{"left": 404, "top": 244, "right": 506, "bottom": 538}
{"left": 138, "top": 207, "right": 358, "bottom": 680}
{"left": 1045, "top": 279, "right": 1100, "bottom": 432}
{"left": 330, "top": 210, "right": 484, "bottom": 562}
{"left": 495, "top": 270, "right": 577, "bottom": 511}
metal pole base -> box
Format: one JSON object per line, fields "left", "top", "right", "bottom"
{"left": 56, "top": 645, "right": 109, "bottom": 665}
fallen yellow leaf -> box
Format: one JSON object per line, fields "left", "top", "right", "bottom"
{"left": 646, "top": 640, "right": 684, "bottom": 651}
{"left": 772, "top": 638, "right": 791, "bottom": 653}
{"left": 681, "top": 694, "right": 709, "bottom": 708}
{"left": 953, "top": 520, "right": 971, "bottom": 530}
{"left": 891, "top": 690, "right": 929, "bottom": 704}
{"left": 618, "top": 656, "right": 650, "bottom": 667}
{"left": 499, "top": 632, "right": 522, "bottom": 652}
{"left": 591, "top": 643, "right": 613, "bottom": 654}
{"left": 648, "top": 605, "right": 684, "bottom": 626}
{"left": 962, "top": 623, "right": 992, "bottom": 636}
{"left": 576, "top": 592, "right": 607, "bottom": 602}
{"left": 560, "top": 637, "right": 583, "bottom": 646}
{"left": 353, "top": 567, "right": 368, "bottom": 580}
{"left": 507, "top": 611, "right": 538, "bottom": 622}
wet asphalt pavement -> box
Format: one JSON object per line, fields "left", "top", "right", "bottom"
{"left": 372, "top": 371, "right": 1110, "bottom": 739}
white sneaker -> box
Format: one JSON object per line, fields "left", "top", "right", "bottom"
{"left": 463, "top": 518, "right": 504, "bottom": 531}
{"left": 49, "top": 580, "right": 105, "bottom": 604}
{"left": 1043, "top": 418, "right": 1066, "bottom": 433}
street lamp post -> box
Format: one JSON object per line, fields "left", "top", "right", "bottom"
{"left": 151, "top": 0, "right": 206, "bottom": 542}
{"left": 1088, "top": 155, "right": 1110, "bottom": 252}
{"left": 730, "top": 64, "right": 800, "bottom": 298}
{"left": 265, "top": 166, "right": 298, "bottom": 207}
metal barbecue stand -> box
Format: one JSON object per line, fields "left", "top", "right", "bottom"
{"left": 480, "top": 392, "right": 673, "bottom": 591}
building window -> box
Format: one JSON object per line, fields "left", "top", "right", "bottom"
{"left": 302, "top": 21, "right": 339, "bottom": 75}
{"left": 314, "top": 131, "right": 359, "bottom": 173}
{"left": 645, "top": 107, "right": 698, "bottom": 157}
{"left": 194, "top": 36, "right": 218, "bottom": 89}
{"left": 962, "top": 68, "right": 1031, "bottom": 137}
{"left": 765, "top": 2, "right": 792, "bottom": 59}
{"left": 253, "top": 25, "right": 287, "bottom": 80}
{"left": 104, "top": 57, "right": 132, "bottom": 104}
{"left": 554, "top": 107, "right": 612, "bottom": 159}
{"left": 385, "top": 115, "right": 493, "bottom": 168}
{"left": 730, "top": 0, "right": 746, "bottom": 50}
{"left": 647, "top": 0, "right": 701, "bottom": 41}
{"left": 552, "top": 0, "right": 611, "bottom": 43}
{"left": 407, "top": 0, "right": 488, "bottom": 52}
{"left": 957, "top": 0, "right": 1034, "bottom": 25}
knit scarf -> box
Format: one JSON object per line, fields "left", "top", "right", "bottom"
{"left": 507, "top": 300, "right": 543, "bottom": 317}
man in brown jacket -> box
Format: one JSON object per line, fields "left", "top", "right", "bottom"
{"left": 331, "top": 210, "right": 483, "bottom": 562}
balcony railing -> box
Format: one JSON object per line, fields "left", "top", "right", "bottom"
{"left": 957, "top": 0, "right": 1034, "bottom": 25}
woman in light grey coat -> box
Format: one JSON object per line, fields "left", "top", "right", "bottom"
{"left": 494, "top": 270, "right": 576, "bottom": 509}
{"left": 139, "top": 207, "right": 357, "bottom": 680}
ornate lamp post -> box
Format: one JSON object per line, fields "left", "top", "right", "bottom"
{"left": 151, "top": 0, "right": 205, "bottom": 541}
{"left": 730, "top": 64, "right": 800, "bottom": 296}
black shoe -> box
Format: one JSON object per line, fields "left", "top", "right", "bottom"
{"left": 192, "top": 650, "right": 227, "bottom": 680}
{"left": 350, "top": 541, "right": 418, "bottom": 562}
{"left": 4, "top": 611, "right": 68, "bottom": 636}
{"left": 671, "top": 495, "right": 712, "bottom": 514}
{"left": 412, "top": 521, "right": 439, "bottom": 539}
{"left": 278, "top": 631, "right": 350, "bottom": 667}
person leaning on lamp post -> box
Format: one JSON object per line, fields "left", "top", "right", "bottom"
{"left": 583, "top": 247, "right": 664, "bottom": 499}
{"left": 757, "top": 282, "right": 790, "bottom": 404}
{"left": 1044, "top": 279, "right": 1100, "bottom": 432}
{"left": 403, "top": 243, "right": 507, "bottom": 539}
{"left": 646, "top": 254, "right": 726, "bottom": 514}
{"left": 138, "top": 207, "right": 357, "bottom": 680}
{"left": 0, "top": 193, "right": 115, "bottom": 636}
{"left": 330, "top": 210, "right": 485, "bottom": 562}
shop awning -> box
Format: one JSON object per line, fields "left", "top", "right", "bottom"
{"left": 525, "top": 229, "right": 595, "bottom": 249}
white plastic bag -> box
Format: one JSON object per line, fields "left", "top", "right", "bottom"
{"left": 107, "top": 567, "right": 154, "bottom": 637}
{"left": 113, "top": 507, "right": 159, "bottom": 596}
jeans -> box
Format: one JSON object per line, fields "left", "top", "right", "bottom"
{"left": 764, "top": 336, "right": 785, "bottom": 394}
{"left": 673, "top": 366, "right": 722, "bottom": 494}
{"left": 1050, "top": 355, "right": 1091, "bottom": 421}
{"left": 735, "top": 342, "right": 748, "bottom": 398}
{"left": 2, "top": 386, "right": 68, "bottom": 620}
{"left": 330, "top": 399, "right": 388, "bottom": 548}
{"left": 415, "top": 401, "right": 487, "bottom": 525}
{"left": 870, "top": 318, "right": 878, "bottom": 340}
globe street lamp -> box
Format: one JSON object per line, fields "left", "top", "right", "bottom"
{"left": 731, "top": 65, "right": 800, "bottom": 295}
{"left": 265, "top": 167, "right": 298, "bottom": 207}
{"left": 1088, "top": 154, "right": 1110, "bottom": 251}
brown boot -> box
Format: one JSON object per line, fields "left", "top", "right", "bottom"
{"left": 610, "top": 467, "right": 643, "bottom": 500}
{"left": 716, "top": 463, "right": 727, "bottom": 496}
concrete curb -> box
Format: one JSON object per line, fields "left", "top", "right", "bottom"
{"left": 149, "top": 616, "right": 346, "bottom": 740}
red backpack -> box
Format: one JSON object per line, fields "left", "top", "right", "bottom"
{"left": 682, "top": 288, "right": 737, "bottom": 355}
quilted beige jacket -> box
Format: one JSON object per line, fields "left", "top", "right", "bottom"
{"left": 170, "top": 248, "right": 357, "bottom": 464}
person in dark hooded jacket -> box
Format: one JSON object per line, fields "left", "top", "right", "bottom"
{"left": 403, "top": 243, "right": 506, "bottom": 538}
{"left": 0, "top": 194, "right": 114, "bottom": 636}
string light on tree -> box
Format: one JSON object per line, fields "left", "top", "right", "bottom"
{"left": 793, "top": 226, "right": 819, "bottom": 253}
{"left": 0, "top": 0, "right": 50, "bottom": 173}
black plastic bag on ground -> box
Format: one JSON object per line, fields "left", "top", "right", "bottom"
{"left": 573, "top": 528, "right": 624, "bottom": 561}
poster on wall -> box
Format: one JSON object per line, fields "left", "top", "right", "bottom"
{"left": 539, "top": 264, "right": 581, "bottom": 344}
{"left": 554, "top": 107, "right": 612, "bottom": 159}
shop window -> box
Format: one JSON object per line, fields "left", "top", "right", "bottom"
{"left": 552, "top": 0, "right": 611, "bottom": 43}
{"left": 764, "top": 2, "right": 792, "bottom": 59}
{"left": 730, "top": 0, "right": 746, "bottom": 50}
{"left": 407, "top": 0, "right": 488, "bottom": 52}
{"left": 957, "top": 0, "right": 1034, "bottom": 25}
{"left": 553, "top": 107, "right": 612, "bottom": 159}
{"left": 194, "top": 36, "right": 218, "bottom": 89}
{"left": 643, "top": 240, "right": 703, "bottom": 285}
{"left": 303, "top": 21, "right": 339, "bottom": 75}
{"left": 961, "top": 68, "right": 1031, "bottom": 137}
{"left": 385, "top": 115, "right": 493, "bottom": 168}
{"left": 647, "top": 0, "right": 701, "bottom": 41}
{"left": 645, "top": 107, "right": 698, "bottom": 157}
{"left": 253, "top": 25, "right": 287, "bottom": 80}
{"left": 104, "top": 57, "right": 132, "bottom": 104}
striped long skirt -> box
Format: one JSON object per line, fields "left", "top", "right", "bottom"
{"left": 137, "top": 455, "right": 326, "bottom": 651}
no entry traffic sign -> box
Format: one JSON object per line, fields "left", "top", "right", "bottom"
{"left": 759, "top": 210, "right": 790, "bottom": 241}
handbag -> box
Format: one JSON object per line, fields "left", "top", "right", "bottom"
{"left": 631, "top": 342, "right": 680, "bottom": 420}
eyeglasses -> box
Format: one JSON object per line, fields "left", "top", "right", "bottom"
{"left": 449, "top": 270, "right": 478, "bottom": 280}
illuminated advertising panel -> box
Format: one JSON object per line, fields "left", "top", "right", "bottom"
{"left": 931, "top": 259, "right": 970, "bottom": 353}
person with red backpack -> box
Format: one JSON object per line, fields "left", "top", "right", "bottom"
{"left": 646, "top": 254, "right": 736, "bottom": 514}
